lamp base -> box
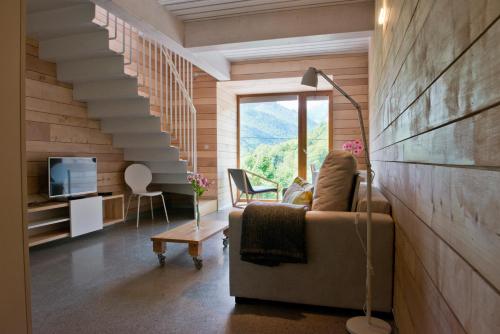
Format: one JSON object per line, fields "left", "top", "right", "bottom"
{"left": 346, "top": 316, "right": 391, "bottom": 334}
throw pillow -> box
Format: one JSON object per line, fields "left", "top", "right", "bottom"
{"left": 283, "top": 177, "right": 314, "bottom": 208}
{"left": 312, "top": 150, "right": 357, "bottom": 211}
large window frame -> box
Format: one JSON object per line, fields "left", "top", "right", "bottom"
{"left": 237, "top": 91, "right": 333, "bottom": 180}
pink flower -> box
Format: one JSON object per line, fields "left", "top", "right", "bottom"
{"left": 353, "top": 148, "right": 361, "bottom": 156}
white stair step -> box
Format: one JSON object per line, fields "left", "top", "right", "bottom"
{"left": 27, "top": 0, "right": 82, "bottom": 13}
{"left": 28, "top": 3, "right": 96, "bottom": 40}
{"left": 112, "top": 133, "right": 171, "bottom": 148}
{"left": 58, "top": 55, "right": 127, "bottom": 82}
{"left": 73, "top": 78, "right": 138, "bottom": 101}
{"left": 143, "top": 161, "right": 188, "bottom": 174}
{"left": 88, "top": 98, "right": 150, "bottom": 118}
{"left": 152, "top": 173, "right": 189, "bottom": 185}
{"left": 101, "top": 117, "right": 161, "bottom": 134}
{"left": 124, "top": 148, "right": 180, "bottom": 162}
{"left": 39, "top": 29, "right": 112, "bottom": 62}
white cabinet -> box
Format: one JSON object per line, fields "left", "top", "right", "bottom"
{"left": 69, "top": 196, "right": 103, "bottom": 237}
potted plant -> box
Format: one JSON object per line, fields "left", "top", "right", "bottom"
{"left": 187, "top": 173, "right": 210, "bottom": 229}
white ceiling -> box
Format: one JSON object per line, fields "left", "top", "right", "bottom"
{"left": 159, "top": 0, "right": 366, "bottom": 22}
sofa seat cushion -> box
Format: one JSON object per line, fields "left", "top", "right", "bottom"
{"left": 356, "top": 183, "right": 392, "bottom": 214}
{"left": 312, "top": 150, "right": 357, "bottom": 211}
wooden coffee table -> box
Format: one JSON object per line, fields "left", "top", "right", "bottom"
{"left": 151, "top": 218, "right": 229, "bottom": 269}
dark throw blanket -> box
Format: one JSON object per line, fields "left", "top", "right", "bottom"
{"left": 240, "top": 202, "right": 308, "bottom": 266}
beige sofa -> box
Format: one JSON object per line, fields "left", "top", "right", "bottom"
{"left": 228, "top": 185, "right": 394, "bottom": 312}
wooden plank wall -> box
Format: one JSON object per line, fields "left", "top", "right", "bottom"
{"left": 231, "top": 54, "right": 369, "bottom": 170}
{"left": 193, "top": 67, "right": 218, "bottom": 199}
{"left": 369, "top": 1, "right": 500, "bottom": 333}
{"left": 24, "top": 38, "right": 159, "bottom": 214}
{"left": 0, "top": 0, "right": 31, "bottom": 332}
{"left": 25, "top": 38, "right": 127, "bottom": 198}
{"left": 216, "top": 85, "right": 237, "bottom": 209}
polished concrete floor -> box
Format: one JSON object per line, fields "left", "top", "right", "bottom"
{"left": 30, "top": 209, "right": 368, "bottom": 334}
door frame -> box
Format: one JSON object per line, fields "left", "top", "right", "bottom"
{"left": 237, "top": 90, "right": 333, "bottom": 179}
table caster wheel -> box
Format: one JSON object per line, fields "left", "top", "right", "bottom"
{"left": 157, "top": 254, "right": 166, "bottom": 266}
{"left": 193, "top": 256, "right": 203, "bottom": 270}
{"left": 223, "top": 237, "right": 229, "bottom": 248}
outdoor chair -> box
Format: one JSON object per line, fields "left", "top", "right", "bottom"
{"left": 227, "top": 169, "right": 279, "bottom": 208}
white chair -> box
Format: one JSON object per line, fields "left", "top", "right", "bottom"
{"left": 124, "top": 164, "right": 169, "bottom": 228}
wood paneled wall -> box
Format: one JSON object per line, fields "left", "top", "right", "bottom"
{"left": 216, "top": 85, "right": 237, "bottom": 209}
{"left": 231, "top": 54, "right": 369, "bottom": 170}
{"left": 193, "top": 67, "right": 218, "bottom": 199}
{"left": 0, "top": 0, "right": 31, "bottom": 332}
{"left": 25, "top": 38, "right": 127, "bottom": 199}
{"left": 370, "top": 1, "right": 500, "bottom": 333}
{"left": 24, "top": 38, "right": 162, "bottom": 214}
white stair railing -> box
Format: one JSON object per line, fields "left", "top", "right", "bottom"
{"left": 93, "top": 5, "right": 197, "bottom": 172}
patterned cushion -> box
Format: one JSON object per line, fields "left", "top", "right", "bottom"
{"left": 282, "top": 177, "right": 314, "bottom": 208}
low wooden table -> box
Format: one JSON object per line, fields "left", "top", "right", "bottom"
{"left": 151, "top": 219, "right": 229, "bottom": 269}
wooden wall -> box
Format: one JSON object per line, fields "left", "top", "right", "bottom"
{"left": 193, "top": 67, "right": 218, "bottom": 199}
{"left": 216, "top": 85, "right": 237, "bottom": 209}
{"left": 24, "top": 38, "right": 163, "bottom": 215}
{"left": 25, "top": 38, "right": 128, "bottom": 200}
{"left": 0, "top": 0, "right": 31, "bottom": 332}
{"left": 370, "top": 1, "right": 500, "bottom": 333}
{"left": 230, "top": 53, "right": 369, "bottom": 170}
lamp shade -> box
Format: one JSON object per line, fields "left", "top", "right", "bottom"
{"left": 301, "top": 67, "right": 318, "bottom": 87}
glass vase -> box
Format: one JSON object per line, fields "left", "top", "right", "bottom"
{"left": 195, "top": 195, "right": 201, "bottom": 230}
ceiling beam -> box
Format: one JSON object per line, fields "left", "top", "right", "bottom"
{"left": 184, "top": 1, "right": 374, "bottom": 48}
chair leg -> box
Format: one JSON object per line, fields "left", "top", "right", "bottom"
{"left": 125, "top": 194, "right": 133, "bottom": 220}
{"left": 150, "top": 197, "right": 154, "bottom": 220}
{"left": 160, "top": 194, "right": 169, "bottom": 223}
{"left": 136, "top": 195, "right": 141, "bottom": 229}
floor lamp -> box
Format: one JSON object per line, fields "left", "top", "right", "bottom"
{"left": 301, "top": 67, "right": 391, "bottom": 334}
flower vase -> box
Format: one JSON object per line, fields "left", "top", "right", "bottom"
{"left": 195, "top": 196, "right": 201, "bottom": 230}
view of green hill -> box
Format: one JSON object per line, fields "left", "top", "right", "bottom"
{"left": 240, "top": 101, "right": 328, "bottom": 194}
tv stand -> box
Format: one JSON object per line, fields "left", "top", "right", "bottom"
{"left": 27, "top": 194, "right": 124, "bottom": 247}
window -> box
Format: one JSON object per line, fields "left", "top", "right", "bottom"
{"left": 238, "top": 92, "right": 332, "bottom": 193}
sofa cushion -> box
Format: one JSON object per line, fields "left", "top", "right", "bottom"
{"left": 283, "top": 177, "right": 314, "bottom": 208}
{"left": 312, "top": 150, "right": 357, "bottom": 211}
{"left": 356, "top": 183, "right": 392, "bottom": 214}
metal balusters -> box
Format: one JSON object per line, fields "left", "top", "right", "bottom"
{"left": 142, "top": 35, "right": 145, "bottom": 88}
{"left": 160, "top": 45, "right": 163, "bottom": 130}
{"left": 96, "top": 6, "right": 197, "bottom": 169}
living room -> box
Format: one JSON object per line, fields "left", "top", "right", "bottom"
{"left": 1, "top": 0, "right": 499, "bottom": 334}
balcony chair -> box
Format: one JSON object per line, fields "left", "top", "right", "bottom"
{"left": 227, "top": 168, "right": 279, "bottom": 208}
{"left": 124, "top": 164, "right": 169, "bottom": 228}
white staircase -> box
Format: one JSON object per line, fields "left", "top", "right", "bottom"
{"left": 27, "top": 0, "right": 197, "bottom": 193}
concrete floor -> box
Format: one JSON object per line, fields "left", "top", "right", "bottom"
{"left": 30, "top": 210, "right": 369, "bottom": 334}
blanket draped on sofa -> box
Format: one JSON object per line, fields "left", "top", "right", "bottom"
{"left": 240, "top": 202, "right": 308, "bottom": 266}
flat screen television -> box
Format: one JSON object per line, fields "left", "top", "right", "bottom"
{"left": 48, "top": 157, "right": 97, "bottom": 198}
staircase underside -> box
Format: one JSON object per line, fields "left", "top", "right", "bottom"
{"left": 27, "top": 0, "right": 193, "bottom": 195}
